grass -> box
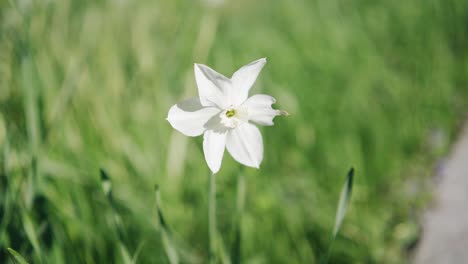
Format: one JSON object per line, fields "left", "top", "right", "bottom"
{"left": 1, "top": 0, "right": 468, "bottom": 263}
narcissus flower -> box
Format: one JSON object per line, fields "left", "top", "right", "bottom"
{"left": 167, "top": 58, "right": 286, "bottom": 173}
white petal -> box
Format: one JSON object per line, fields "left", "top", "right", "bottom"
{"left": 194, "top": 63, "right": 232, "bottom": 108}
{"left": 226, "top": 123, "right": 263, "bottom": 168}
{"left": 243, "top": 94, "right": 280, "bottom": 126}
{"left": 203, "top": 130, "right": 227, "bottom": 173}
{"left": 167, "top": 98, "right": 220, "bottom": 137}
{"left": 230, "top": 58, "right": 267, "bottom": 105}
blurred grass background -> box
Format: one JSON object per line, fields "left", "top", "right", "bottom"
{"left": 1, "top": 0, "right": 468, "bottom": 263}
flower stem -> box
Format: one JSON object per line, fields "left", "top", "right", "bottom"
{"left": 209, "top": 172, "right": 217, "bottom": 263}
{"left": 236, "top": 172, "right": 246, "bottom": 217}
{"left": 231, "top": 170, "right": 246, "bottom": 264}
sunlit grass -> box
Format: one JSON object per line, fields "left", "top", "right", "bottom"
{"left": 1, "top": 0, "right": 468, "bottom": 263}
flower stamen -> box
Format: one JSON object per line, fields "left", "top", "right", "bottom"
{"left": 226, "top": 109, "right": 236, "bottom": 118}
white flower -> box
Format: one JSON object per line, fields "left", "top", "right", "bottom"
{"left": 167, "top": 58, "right": 285, "bottom": 174}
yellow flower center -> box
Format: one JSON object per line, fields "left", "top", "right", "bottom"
{"left": 225, "top": 109, "right": 236, "bottom": 118}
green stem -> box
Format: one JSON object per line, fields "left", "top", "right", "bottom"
{"left": 209, "top": 172, "right": 217, "bottom": 263}
{"left": 232, "top": 171, "right": 246, "bottom": 264}
{"left": 236, "top": 173, "right": 246, "bottom": 216}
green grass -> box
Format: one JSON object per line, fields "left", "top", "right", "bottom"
{"left": 1, "top": 0, "right": 468, "bottom": 263}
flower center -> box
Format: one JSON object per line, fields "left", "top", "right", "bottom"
{"left": 225, "top": 109, "right": 236, "bottom": 118}
{"left": 220, "top": 106, "right": 248, "bottom": 129}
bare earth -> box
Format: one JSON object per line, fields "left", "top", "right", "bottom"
{"left": 414, "top": 124, "right": 468, "bottom": 264}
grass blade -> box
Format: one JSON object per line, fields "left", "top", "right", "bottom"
{"left": 333, "top": 167, "right": 354, "bottom": 237}
{"left": 99, "top": 168, "right": 112, "bottom": 198}
{"left": 22, "top": 213, "right": 42, "bottom": 261}
{"left": 99, "top": 168, "right": 132, "bottom": 263}
{"left": 21, "top": 57, "right": 41, "bottom": 209}
{"left": 119, "top": 242, "right": 133, "bottom": 264}
{"left": 320, "top": 167, "right": 355, "bottom": 264}
{"left": 154, "top": 185, "right": 179, "bottom": 264}
{"left": 7, "top": 247, "right": 29, "bottom": 264}
{"left": 131, "top": 241, "right": 146, "bottom": 264}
